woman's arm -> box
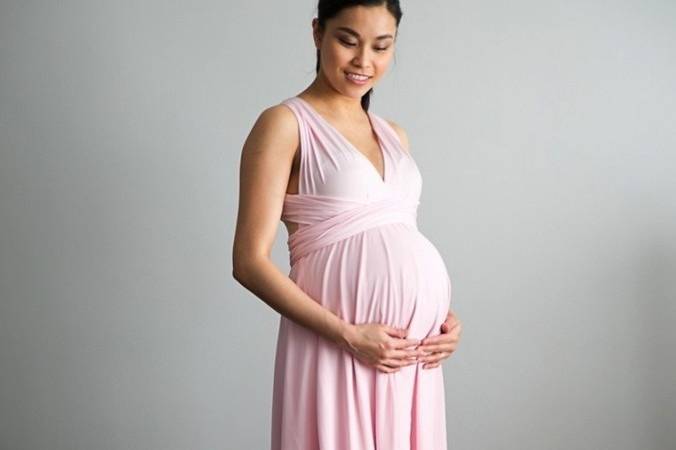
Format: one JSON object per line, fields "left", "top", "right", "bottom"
{"left": 232, "top": 104, "right": 353, "bottom": 349}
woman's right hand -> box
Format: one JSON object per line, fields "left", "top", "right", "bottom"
{"left": 340, "top": 323, "right": 429, "bottom": 373}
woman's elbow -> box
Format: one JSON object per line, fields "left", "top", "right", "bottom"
{"left": 232, "top": 250, "right": 267, "bottom": 284}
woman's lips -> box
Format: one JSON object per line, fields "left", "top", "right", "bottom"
{"left": 345, "top": 71, "right": 371, "bottom": 85}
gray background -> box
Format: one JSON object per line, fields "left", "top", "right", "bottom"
{"left": 1, "top": 1, "right": 675, "bottom": 449}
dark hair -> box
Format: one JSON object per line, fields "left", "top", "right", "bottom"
{"left": 315, "top": 0, "right": 403, "bottom": 112}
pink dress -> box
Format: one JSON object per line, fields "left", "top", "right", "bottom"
{"left": 271, "top": 96, "right": 453, "bottom": 450}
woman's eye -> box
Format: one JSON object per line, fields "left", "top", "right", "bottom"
{"left": 339, "top": 38, "right": 389, "bottom": 52}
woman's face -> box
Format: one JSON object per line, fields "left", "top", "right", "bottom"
{"left": 314, "top": 5, "right": 397, "bottom": 97}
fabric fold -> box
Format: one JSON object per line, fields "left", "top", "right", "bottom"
{"left": 282, "top": 193, "right": 419, "bottom": 267}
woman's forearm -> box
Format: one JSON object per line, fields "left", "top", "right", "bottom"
{"left": 233, "top": 256, "right": 354, "bottom": 349}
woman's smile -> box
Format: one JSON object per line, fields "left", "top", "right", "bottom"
{"left": 345, "top": 70, "right": 372, "bottom": 85}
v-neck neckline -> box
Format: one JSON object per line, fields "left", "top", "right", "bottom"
{"left": 294, "top": 96, "right": 387, "bottom": 184}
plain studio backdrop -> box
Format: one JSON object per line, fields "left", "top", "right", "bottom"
{"left": 1, "top": 1, "right": 675, "bottom": 449}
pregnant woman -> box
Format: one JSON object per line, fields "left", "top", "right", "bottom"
{"left": 232, "top": 1, "right": 463, "bottom": 449}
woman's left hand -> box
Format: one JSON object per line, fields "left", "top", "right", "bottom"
{"left": 417, "top": 309, "right": 462, "bottom": 369}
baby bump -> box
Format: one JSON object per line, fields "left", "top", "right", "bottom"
{"left": 291, "top": 223, "right": 452, "bottom": 340}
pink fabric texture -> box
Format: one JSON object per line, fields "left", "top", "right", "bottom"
{"left": 271, "top": 96, "right": 453, "bottom": 450}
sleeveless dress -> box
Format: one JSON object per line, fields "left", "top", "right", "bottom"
{"left": 271, "top": 96, "right": 452, "bottom": 450}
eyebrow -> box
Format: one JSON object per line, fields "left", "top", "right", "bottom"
{"left": 335, "top": 26, "right": 394, "bottom": 40}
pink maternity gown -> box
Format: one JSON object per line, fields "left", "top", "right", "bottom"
{"left": 271, "top": 96, "right": 453, "bottom": 450}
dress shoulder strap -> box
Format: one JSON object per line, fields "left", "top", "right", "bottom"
{"left": 368, "top": 113, "right": 408, "bottom": 155}
{"left": 279, "top": 96, "right": 322, "bottom": 195}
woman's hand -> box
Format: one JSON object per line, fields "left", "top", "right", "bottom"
{"left": 342, "top": 323, "right": 428, "bottom": 373}
{"left": 417, "top": 309, "right": 463, "bottom": 369}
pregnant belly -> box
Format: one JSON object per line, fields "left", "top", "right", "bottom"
{"left": 290, "top": 223, "right": 452, "bottom": 340}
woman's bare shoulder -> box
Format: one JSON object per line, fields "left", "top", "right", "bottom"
{"left": 242, "top": 103, "right": 299, "bottom": 160}
{"left": 384, "top": 119, "right": 411, "bottom": 153}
